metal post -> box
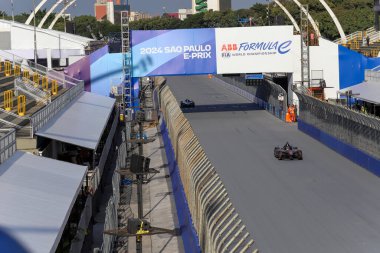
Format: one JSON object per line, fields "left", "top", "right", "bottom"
{"left": 266, "top": 0, "right": 270, "bottom": 26}
{"left": 63, "top": 0, "right": 67, "bottom": 33}
{"left": 11, "top": 0, "right": 14, "bottom": 22}
{"left": 136, "top": 77, "right": 144, "bottom": 253}
{"left": 33, "top": 0, "right": 37, "bottom": 65}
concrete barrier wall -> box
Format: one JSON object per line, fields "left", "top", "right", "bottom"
{"left": 160, "top": 86, "right": 258, "bottom": 253}
{"left": 298, "top": 119, "right": 380, "bottom": 177}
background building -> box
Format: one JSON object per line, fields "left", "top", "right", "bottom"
{"left": 178, "top": 9, "right": 194, "bottom": 20}
{"left": 95, "top": 0, "right": 129, "bottom": 24}
{"left": 192, "top": 0, "right": 231, "bottom": 13}
{"left": 129, "top": 12, "right": 152, "bottom": 22}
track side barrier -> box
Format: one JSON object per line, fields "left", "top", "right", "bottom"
{"left": 215, "top": 75, "right": 287, "bottom": 121}
{"left": 295, "top": 90, "right": 380, "bottom": 176}
{"left": 160, "top": 86, "right": 257, "bottom": 253}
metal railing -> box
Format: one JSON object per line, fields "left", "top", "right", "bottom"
{"left": 0, "top": 128, "right": 16, "bottom": 164}
{"left": 0, "top": 50, "right": 82, "bottom": 88}
{"left": 14, "top": 78, "right": 51, "bottom": 104}
{"left": 295, "top": 90, "right": 380, "bottom": 160}
{"left": 160, "top": 86, "right": 257, "bottom": 253}
{"left": 30, "top": 81, "right": 84, "bottom": 134}
{"left": 215, "top": 75, "right": 287, "bottom": 121}
{"left": 365, "top": 69, "right": 380, "bottom": 82}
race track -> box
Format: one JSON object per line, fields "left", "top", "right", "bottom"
{"left": 166, "top": 75, "right": 380, "bottom": 253}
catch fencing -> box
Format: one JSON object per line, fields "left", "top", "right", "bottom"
{"left": 0, "top": 128, "right": 16, "bottom": 164}
{"left": 216, "top": 75, "right": 287, "bottom": 121}
{"left": 160, "top": 86, "right": 258, "bottom": 253}
{"left": 295, "top": 90, "right": 380, "bottom": 160}
{"left": 100, "top": 133, "right": 133, "bottom": 253}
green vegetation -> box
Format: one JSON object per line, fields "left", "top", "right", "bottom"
{"left": 130, "top": 0, "right": 374, "bottom": 41}
{"left": 0, "top": 1, "right": 374, "bottom": 40}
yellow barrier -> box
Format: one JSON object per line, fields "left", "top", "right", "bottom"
{"left": 33, "top": 73, "right": 39, "bottom": 88}
{"left": 14, "top": 65, "right": 21, "bottom": 76}
{"left": 160, "top": 85, "right": 257, "bottom": 253}
{"left": 42, "top": 76, "right": 48, "bottom": 91}
{"left": 51, "top": 80, "right": 58, "bottom": 95}
{"left": 4, "top": 61, "right": 12, "bottom": 76}
{"left": 17, "top": 95, "right": 26, "bottom": 116}
{"left": 23, "top": 70, "right": 30, "bottom": 81}
{"left": 4, "top": 90, "right": 13, "bottom": 111}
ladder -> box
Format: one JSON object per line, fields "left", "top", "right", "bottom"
{"left": 300, "top": 4, "right": 310, "bottom": 88}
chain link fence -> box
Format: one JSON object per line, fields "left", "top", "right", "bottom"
{"left": 295, "top": 90, "right": 380, "bottom": 160}
{"left": 215, "top": 75, "right": 288, "bottom": 121}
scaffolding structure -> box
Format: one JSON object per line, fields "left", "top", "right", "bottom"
{"left": 300, "top": 4, "right": 310, "bottom": 88}
{"left": 121, "top": 10, "right": 132, "bottom": 115}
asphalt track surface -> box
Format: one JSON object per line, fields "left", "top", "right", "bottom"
{"left": 166, "top": 75, "right": 380, "bottom": 253}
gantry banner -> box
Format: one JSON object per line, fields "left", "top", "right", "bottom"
{"left": 131, "top": 26, "right": 294, "bottom": 77}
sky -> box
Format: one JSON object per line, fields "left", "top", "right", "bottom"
{"left": 0, "top": 0, "right": 267, "bottom": 17}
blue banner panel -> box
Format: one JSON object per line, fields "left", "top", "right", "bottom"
{"left": 132, "top": 29, "right": 217, "bottom": 77}
{"left": 245, "top": 73, "right": 264, "bottom": 80}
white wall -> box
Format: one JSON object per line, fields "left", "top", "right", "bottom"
{"left": 11, "top": 25, "right": 87, "bottom": 51}
{"left": 207, "top": 0, "right": 219, "bottom": 11}
{"left": 292, "top": 35, "right": 340, "bottom": 99}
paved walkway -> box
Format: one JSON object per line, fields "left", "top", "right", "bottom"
{"left": 127, "top": 123, "right": 184, "bottom": 253}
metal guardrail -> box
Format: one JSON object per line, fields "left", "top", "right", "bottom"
{"left": 30, "top": 81, "right": 84, "bottom": 134}
{"left": 215, "top": 75, "right": 287, "bottom": 121}
{"left": 160, "top": 86, "right": 257, "bottom": 253}
{"left": 0, "top": 50, "right": 82, "bottom": 88}
{"left": 0, "top": 128, "right": 16, "bottom": 164}
{"left": 365, "top": 69, "right": 380, "bottom": 82}
{"left": 14, "top": 78, "right": 51, "bottom": 104}
{"left": 295, "top": 91, "right": 380, "bottom": 160}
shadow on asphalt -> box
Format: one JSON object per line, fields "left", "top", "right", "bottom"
{"left": 181, "top": 103, "right": 261, "bottom": 113}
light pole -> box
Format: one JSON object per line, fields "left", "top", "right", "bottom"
{"left": 63, "top": 0, "right": 68, "bottom": 33}
{"left": 11, "top": 0, "right": 14, "bottom": 22}
{"left": 33, "top": 0, "right": 37, "bottom": 65}
{"left": 267, "top": 0, "right": 271, "bottom": 26}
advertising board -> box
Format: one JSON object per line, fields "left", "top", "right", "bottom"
{"left": 131, "top": 29, "right": 216, "bottom": 77}
{"left": 131, "top": 26, "right": 294, "bottom": 77}
{"left": 215, "top": 26, "right": 294, "bottom": 74}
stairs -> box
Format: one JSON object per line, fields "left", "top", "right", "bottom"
{"left": 0, "top": 60, "right": 67, "bottom": 136}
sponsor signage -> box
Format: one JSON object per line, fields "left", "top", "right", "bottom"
{"left": 245, "top": 73, "right": 264, "bottom": 80}
{"left": 131, "top": 26, "right": 294, "bottom": 77}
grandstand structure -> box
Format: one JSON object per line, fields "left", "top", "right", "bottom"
{"left": 0, "top": 45, "right": 118, "bottom": 252}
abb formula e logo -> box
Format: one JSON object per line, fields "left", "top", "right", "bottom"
{"left": 220, "top": 40, "right": 292, "bottom": 57}
{"left": 221, "top": 44, "right": 238, "bottom": 52}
